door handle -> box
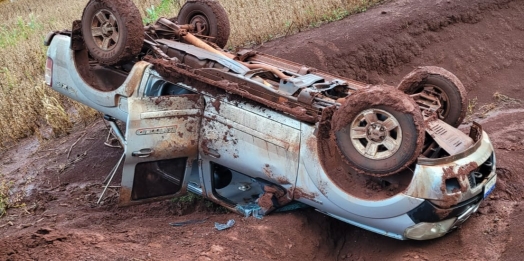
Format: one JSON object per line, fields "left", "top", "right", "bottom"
{"left": 204, "top": 148, "right": 221, "bottom": 159}
{"left": 132, "top": 148, "right": 154, "bottom": 157}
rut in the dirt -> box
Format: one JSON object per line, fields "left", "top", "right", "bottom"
{"left": 259, "top": 0, "right": 523, "bottom": 102}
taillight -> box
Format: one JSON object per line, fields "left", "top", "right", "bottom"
{"left": 45, "top": 57, "right": 53, "bottom": 86}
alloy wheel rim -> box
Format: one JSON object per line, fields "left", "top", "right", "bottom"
{"left": 91, "top": 9, "right": 120, "bottom": 51}
{"left": 349, "top": 108, "right": 403, "bottom": 160}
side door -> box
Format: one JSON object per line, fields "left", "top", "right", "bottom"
{"left": 119, "top": 77, "right": 203, "bottom": 206}
{"left": 200, "top": 96, "right": 301, "bottom": 199}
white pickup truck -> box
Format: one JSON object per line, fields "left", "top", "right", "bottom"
{"left": 44, "top": 0, "right": 496, "bottom": 240}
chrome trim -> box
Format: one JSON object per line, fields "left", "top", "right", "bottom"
{"left": 451, "top": 201, "right": 481, "bottom": 228}
{"left": 188, "top": 181, "right": 203, "bottom": 195}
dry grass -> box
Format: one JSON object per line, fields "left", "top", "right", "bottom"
{"left": 0, "top": 173, "right": 25, "bottom": 217}
{"left": 465, "top": 92, "right": 523, "bottom": 122}
{"left": 0, "top": 175, "right": 11, "bottom": 217}
{"left": 0, "top": 0, "right": 381, "bottom": 149}
{"left": 223, "top": 0, "right": 380, "bottom": 47}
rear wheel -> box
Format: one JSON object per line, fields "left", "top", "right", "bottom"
{"left": 177, "top": 0, "right": 230, "bottom": 48}
{"left": 398, "top": 66, "right": 467, "bottom": 127}
{"left": 329, "top": 86, "right": 425, "bottom": 176}
{"left": 81, "top": 0, "right": 144, "bottom": 65}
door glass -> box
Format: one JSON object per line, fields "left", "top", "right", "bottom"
{"left": 131, "top": 157, "right": 188, "bottom": 200}
{"left": 120, "top": 75, "right": 203, "bottom": 205}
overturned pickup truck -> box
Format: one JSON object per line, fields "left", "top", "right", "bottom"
{"left": 44, "top": 0, "right": 496, "bottom": 240}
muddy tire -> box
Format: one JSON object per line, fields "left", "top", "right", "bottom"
{"left": 329, "top": 86, "right": 425, "bottom": 176}
{"left": 177, "top": 0, "right": 230, "bottom": 48}
{"left": 81, "top": 0, "right": 144, "bottom": 65}
{"left": 398, "top": 66, "right": 467, "bottom": 127}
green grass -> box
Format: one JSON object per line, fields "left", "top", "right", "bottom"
{"left": 0, "top": 173, "right": 28, "bottom": 217}
{"left": 171, "top": 192, "right": 200, "bottom": 204}
{"left": 143, "top": 0, "right": 182, "bottom": 24}
{"left": 0, "top": 175, "right": 13, "bottom": 217}
{"left": 309, "top": 1, "right": 378, "bottom": 28}
{"left": 171, "top": 193, "right": 229, "bottom": 213}
{"left": 309, "top": 8, "right": 350, "bottom": 28}
{"left": 0, "top": 14, "right": 42, "bottom": 48}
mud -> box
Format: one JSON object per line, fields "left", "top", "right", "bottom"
{"left": 292, "top": 188, "right": 319, "bottom": 201}
{"left": 262, "top": 164, "right": 294, "bottom": 186}
{"left": 147, "top": 57, "right": 318, "bottom": 123}
{"left": 81, "top": 0, "right": 144, "bottom": 66}
{"left": 211, "top": 97, "right": 222, "bottom": 113}
{"left": 3, "top": 0, "right": 524, "bottom": 260}
{"left": 313, "top": 104, "right": 411, "bottom": 200}
{"left": 397, "top": 66, "right": 468, "bottom": 127}
{"left": 318, "top": 86, "right": 424, "bottom": 179}
{"left": 178, "top": 0, "right": 230, "bottom": 49}
{"left": 437, "top": 162, "right": 480, "bottom": 209}
{"left": 442, "top": 162, "right": 479, "bottom": 191}
{"left": 69, "top": 20, "right": 85, "bottom": 51}
{"left": 74, "top": 49, "right": 101, "bottom": 91}
{"left": 257, "top": 185, "right": 292, "bottom": 214}
{"left": 151, "top": 96, "right": 174, "bottom": 107}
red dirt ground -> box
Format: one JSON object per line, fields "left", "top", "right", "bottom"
{"left": 2, "top": 0, "right": 524, "bottom": 260}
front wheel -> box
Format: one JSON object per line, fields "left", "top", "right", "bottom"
{"left": 328, "top": 86, "right": 425, "bottom": 176}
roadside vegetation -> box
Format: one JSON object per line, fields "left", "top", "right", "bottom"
{"left": 0, "top": 173, "right": 25, "bottom": 218}
{"left": 0, "top": 175, "right": 10, "bottom": 217}
{"left": 0, "top": 0, "right": 382, "bottom": 150}
{"left": 466, "top": 92, "right": 523, "bottom": 122}
{"left": 170, "top": 193, "right": 229, "bottom": 215}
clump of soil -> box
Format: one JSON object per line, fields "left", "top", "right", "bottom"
{"left": 315, "top": 86, "right": 421, "bottom": 199}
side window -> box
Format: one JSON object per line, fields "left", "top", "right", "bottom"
{"left": 144, "top": 75, "right": 195, "bottom": 96}
{"left": 131, "top": 157, "right": 187, "bottom": 200}
{"left": 121, "top": 74, "right": 204, "bottom": 205}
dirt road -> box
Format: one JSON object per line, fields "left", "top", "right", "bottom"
{"left": 1, "top": 0, "right": 524, "bottom": 260}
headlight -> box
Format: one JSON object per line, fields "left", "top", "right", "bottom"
{"left": 404, "top": 218, "right": 456, "bottom": 240}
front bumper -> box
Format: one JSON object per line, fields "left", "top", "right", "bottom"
{"left": 403, "top": 200, "right": 481, "bottom": 240}
{"left": 402, "top": 130, "right": 497, "bottom": 240}
{"left": 404, "top": 130, "right": 495, "bottom": 204}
